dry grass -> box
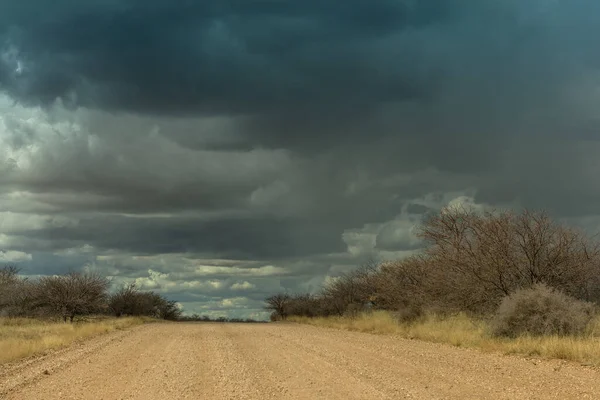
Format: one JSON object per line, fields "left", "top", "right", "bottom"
{"left": 290, "top": 311, "right": 403, "bottom": 335}
{"left": 290, "top": 311, "right": 600, "bottom": 366}
{"left": 0, "top": 316, "right": 155, "bottom": 364}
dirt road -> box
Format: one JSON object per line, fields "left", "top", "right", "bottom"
{"left": 1, "top": 323, "right": 599, "bottom": 399}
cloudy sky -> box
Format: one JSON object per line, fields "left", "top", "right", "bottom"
{"left": 2, "top": 0, "right": 600, "bottom": 319}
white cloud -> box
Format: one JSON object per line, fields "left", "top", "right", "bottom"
{"left": 1, "top": 45, "right": 25, "bottom": 76}
{"left": 179, "top": 280, "right": 224, "bottom": 290}
{"left": 342, "top": 226, "right": 378, "bottom": 257}
{"left": 54, "top": 244, "right": 96, "bottom": 257}
{"left": 375, "top": 218, "right": 421, "bottom": 251}
{"left": 249, "top": 180, "right": 290, "bottom": 207}
{"left": 444, "top": 195, "right": 487, "bottom": 214}
{"left": 133, "top": 269, "right": 170, "bottom": 290}
{"left": 95, "top": 252, "right": 291, "bottom": 282}
{"left": 190, "top": 264, "right": 288, "bottom": 277}
{"left": 0, "top": 250, "right": 32, "bottom": 263}
{"left": 230, "top": 281, "right": 256, "bottom": 290}
{"left": 220, "top": 297, "right": 251, "bottom": 307}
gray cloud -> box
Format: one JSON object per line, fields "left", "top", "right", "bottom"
{"left": 2, "top": 1, "right": 600, "bottom": 317}
{"left": 14, "top": 214, "right": 347, "bottom": 260}
{"left": 0, "top": 1, "right": 431, "bottom": 114}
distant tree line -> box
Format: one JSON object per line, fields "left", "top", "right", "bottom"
{"left": 0, "top": 269, "right": 182, "bottom": 322}
{"left": 266, "top": 208, "right": 600, "bottom": 336}
{"left": 177, "top": 314, "right": 267, "bottom": 323}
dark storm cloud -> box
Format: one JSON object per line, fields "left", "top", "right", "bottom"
{"left": 19, "top": 252, "right": 94, "bottom": 276}
{"left": 15, "top": 214, "right": 347, "bottom": 260}
{"left": 2, "top": 0, "right": 597, "bottom": 166}
{"left": 1, "top": 1, "right": 599, "bottom": 155}
{"left": 0, "top": 0, "right": 439, "bottom": 115}
{"left": 3, "top": 1, "right": 600, "bottom": 318}
{"left": 1, "top": 2, "right": 597, "bottom": 112}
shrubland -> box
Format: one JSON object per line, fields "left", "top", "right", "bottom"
{"left": 267, "top": 207, "right": 600, "bottom": 365}
{"left": 0, "top": 268, "right": 182, "bottom": 322}
{"left": 0, "top": 315, "right": 152, "bottom": 364}
{"left": 0, "top": 267, "right": 182, "bottom": 363}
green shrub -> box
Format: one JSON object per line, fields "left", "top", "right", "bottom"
{"left": 492, "top": 283, "right": 595, "bottom": 337}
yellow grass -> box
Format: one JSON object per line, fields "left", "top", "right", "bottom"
{"left": 0, "top": 316, "right": 155, "bottom": 364}
{"left": 290, "top": 311, "right": 600, "bottom": 366}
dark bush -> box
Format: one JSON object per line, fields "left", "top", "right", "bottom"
{"left": 321, "top": 264, "right": 378, "bottom": 316}
{"left": 285, "top": 294, "right": 321, "bottom": 318}
{"left": 265, "top": 208, "right": 600, "bottom": 325}
{"left": 418, "top": 208, "right": 600, "bottom": 314}
{"left": 36, "top": 272, "right": 110, "bottom": 322}
{"left": 389, "top": 304, "right": 424, "bottom": 323}
{"left": 343, "top": 302, "right": 369, "bottom": 318}
{"left": 265, "top": 293, "right": 291, "bottom": 320}
{"left": 108, "top": 283, "right": 181, "bottom": 320}
{"left": 491, "top": 284, "right": 596, "bottom": 337}
{"left": 371, "top": 257, "right": 429, "bottom": 317}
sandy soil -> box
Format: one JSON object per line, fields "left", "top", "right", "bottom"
{"left": 1, "top": 322, "right": 599, "bottom": 399}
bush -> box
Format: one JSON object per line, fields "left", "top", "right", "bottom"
{"left": 389, "top": 303, "right": 424, "bottom": 323}
{"left": 0, "top": 266, "right": 183, "bottom": 322}
{"left": 418, "top": 208, "right": 600, "bottom": 313}
{"left": 265, "top": 293, "right": 291, "bottom": 320}
{"left": 343, "top": 302, "right": 368, "bottom": 318}
{"left": 36, "top": 272, "right": 110, "bottom": 322}
{"left": 491, "top": 284, "right": 596, "bottom": 337}
{"left": 265, "top": 208, "right": 600, "bottom": 324}
{"left": 285, "top": 294, "right": 322, "bottom": 318}
{"left": 108, "top": 283, "right": 181, "bottom": 320}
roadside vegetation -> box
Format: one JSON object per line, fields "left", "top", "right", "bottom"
{"left": 0, "top": 316, "right": 152, "bottom": 364}
{"left": 0, "top": 267, "right": 182, "bottom": 321}
{"left": 0, "top": 267, "right": 182, "bottom": 364}
{"left": 267, "top": 207, "right": 600, "bottom": 366}
{"left": 177, "top": 314, "right": 266, "bottom": 323}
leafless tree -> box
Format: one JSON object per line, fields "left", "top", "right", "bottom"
{"left": 36, "top": 272, "right": 110, "bottom": 322}
{"left": 371, "top": 256, "right": 429, "bottom": 311}
{"left": 0, "top": 265, "right": 19, "bottom": 309}
{"left": 285, "top": 293, "right": 323, "bottom": 317}
{"left": 320, "top": 262, "right": 380, "bottom": 316}
{"left": 1, "top": 266, "right": 21, "bottom": 315}
{"left": 265, "top": 207, "right": 600, "bottom": 319}
{"left": 0, "top": 265, "right": 19, "bottom": 286}
{"left": 108, "top": 283, "right": 139, "bottom": 317}
{"left": 108, "top": 283, "right": 181, "bottom": 320}
{"left": 417, "top": 206, "right": 600, "bottom": 313}
{"left": 265, "top": 293, "right": 291, "bottom": 320}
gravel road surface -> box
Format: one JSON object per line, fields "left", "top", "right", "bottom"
{"left": 1, "top": 323, "right": 599, "bottom": 399}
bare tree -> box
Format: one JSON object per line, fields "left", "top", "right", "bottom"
{"left": 265, "top": 293, "right": 291, "bottom": 320}
{"left": 108, "top": 283, "right": 181, "bottom": 320}
{"left": 285, "top": 293, "right": 322, "bottom": 317}
{"left": 108, "top": 283, "right": 139, "bottom": 317}
{"left": 0, "top": 265, "right": 20, "bottom": 310}
{"left": 320, "top": 262, "right": 380, "bottom": 316}
{"left": 36, "top": 272, "right": 110, "bottom": 322}
{"left": 0, "top": 265, "right": 37, "bottom": 317}
{"left": 417, "top": 207, "right": 600, "bottom": 313}
{"left": 157, "top": 299, "right": 182, "bottom": 320}
{"left": 0, "top": 265, "right": 20, "bottom": 286}
{"left": 264, "top": 207, "right": 600, "bottom": 319}
{"left": 371, "top": 256, "right": 429, "bottom": 311}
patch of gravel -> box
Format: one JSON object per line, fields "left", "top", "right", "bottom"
{"left": 2, "top": 323, "right": 600, "bottom": 399}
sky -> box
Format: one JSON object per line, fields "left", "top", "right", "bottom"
{"left": 2, "top": 0, "right": 600, "bottom": 319}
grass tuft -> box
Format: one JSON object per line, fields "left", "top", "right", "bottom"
{"left": 0, "top": 316, "right": 154, "bottom": 364}
{"left": 289, "top": 311, "right": 600, "bottom": 366}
